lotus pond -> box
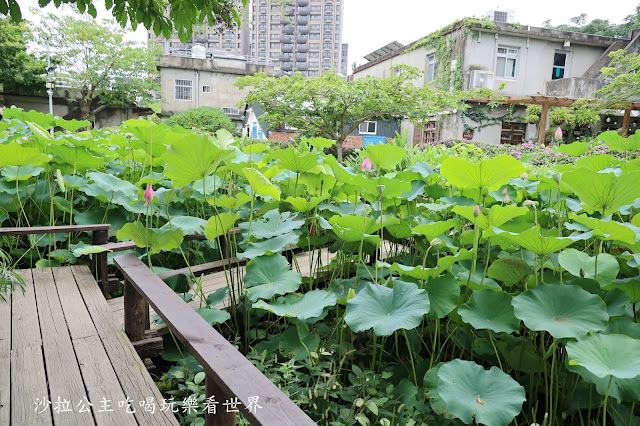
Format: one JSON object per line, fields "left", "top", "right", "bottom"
{"left": 2, "top": 109, "right": 640, "bottom": 426}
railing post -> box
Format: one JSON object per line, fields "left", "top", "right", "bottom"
{"left": 205, "top": 374, "right": 236, "bottom": 426}
{"left": 92, "top": 228, "right": 109, "bottom": 298}
{"left": 123, "top": 278, "right": 146, "bottom": 342}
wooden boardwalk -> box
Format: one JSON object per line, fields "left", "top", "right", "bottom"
{"left": 3, "top": 265, "right": 178, "bottom": 426}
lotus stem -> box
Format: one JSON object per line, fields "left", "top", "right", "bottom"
{"left": 402, "top": 329, "right": 418, "bottom": 387}
{"left": 603, "top": 375, "right": 614, "bottom": 426}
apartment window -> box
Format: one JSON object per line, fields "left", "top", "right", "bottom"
{"left": 427, "top": 54, "right": 436, "bottom": 82}
{"left": 310, "top": 43, "right": 320, "bottom": 49}
{"left": 208, "top": 42, "right": 219, "bottom": 48}
{"left": 223, "top": 42, "right": 234, "bottom": 49}
{"left": 322, "top": 61, "right": 331, "bottom": 68}
{"left": 202, "top": 85, "right": 211, "bottom": 93}
{"left": 270, "top": 42, "right": 280, "bottom": 48}
{"left": 325, "top": 5, "right": 334, "bottom": 11}
{"left": 174, "top": 79, "right": 192, "bottom": 101}
{"left": 310, "top": 14, "right": 321, "bottom": 20}
{"left": 324, "top": 24, "right": 333, "bottom": 31}
{"left": 323, "top": 42, "right": 332, "bottom": 49}
{"left": 311, "top": 5, "right": 321, "bottom": 11}
{"left": 259, "top": 34, "right": 266, "bottom": 40}
{"left": 259, "top": 15, "right": 267, "bottom": 22}
{"left": 324, "top": 16, "right": 333, "bottom": 21}
{"left": 270, "top": 52, "right": 278, "bottom": 57}
{"left": 335, "top": 34, "right": 340, "bottom": 40}
{"left": 359, "top": 121, "right": 377, "bottom": 135}
{"left": 270, "top": 24, "right": 281, "bottom": 30}
{"left": 259, "top": 42, "right": 266, "bottom": 49}
{"left": 501, "top": 122, "right": 526, "bottom": 144}
{"left": 296, "top": 61, "right": 306, "bottom": 67}
{"left": 311, "top": 24, "right": 320, "bottom": 30}
{"left": 259, "top": 24, "right": 267, "bottom": 30}
{"left": 423, "top": 121, "right": 439, "bottom": 143}
{"left": 310, "top": 33, "right": 320, "bottom": 40}
{"left": 223, "top": 107, "right": 239, "bottom": 115}
{"left": 552, "top": 50, "right": 569, "bottom": 80}
{"left": 496, "top": 47, "right": 518, "bottom": 79}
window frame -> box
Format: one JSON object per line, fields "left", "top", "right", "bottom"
{"left": 496, "top": 46, "right": 519, "bottom": 79}
{"left": 202, "top": 85, "right": 211, "bottom": 93}
{"left": 174, "top": 79, "right": 193, "bottom": 101}
{"left": 423, "top": 120, "right": 439, "bottom": 143}
{"left": 500, "top": 121, "right": 526, "bottom": 144}
{"left": 552, "top": 50, "right": 570, "bottom": 80}
{"left": 359, "top": 121, "right": 377, "bottom": 135}
{"left": 426, "top": 54, "right": 436, "bottom": 83}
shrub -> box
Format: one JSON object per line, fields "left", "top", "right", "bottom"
{"left": 164, "top": 107, "right": 235, "bottom": 134}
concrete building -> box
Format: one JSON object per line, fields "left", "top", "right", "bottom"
{"left": 352, "top": 12, "right": 640, "bottom": 145}
{"left": 157, "top": 54, "right": 274, "bottom": 116}
{"left": 149, "top": 0, "right": 347, "bottom": 78}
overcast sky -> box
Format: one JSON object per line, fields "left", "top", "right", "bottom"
{"left": 17, "top": 0, "right": 640, "bottom": 68}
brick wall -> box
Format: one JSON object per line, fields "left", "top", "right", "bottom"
{"left": 268, "top": 131, "right": 298, "bottom": 142}
{"left": 343, "top": 136, "right": 363, "bottom": 149}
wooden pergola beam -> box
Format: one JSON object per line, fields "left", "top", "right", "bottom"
{"left": 622, "top": 109, "right": 631, "bottom": 137}
{"left": 538, "top": 102, "right": 550, "bottom": 145}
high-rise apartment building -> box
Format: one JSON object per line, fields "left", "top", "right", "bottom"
{"left": 148, "top": 0, "right": 347, "bottom": 77}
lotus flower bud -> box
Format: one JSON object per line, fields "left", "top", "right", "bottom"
{"left": 555, "top": 127, "right": 563, "bottom": 140}
{"left": 430, "top": 237, "right": 443, "bottom": 250}
{"left": 520, "top": 173, "right": 528, "bottom": 180}
{"left": 502, "top": 188, "right": 508, "bottom": 195}
{"left": 143, "top": 184, "right": 154, "bottom": 207}
{"left": 376, "top": 184, "right": 385, "bottom": 194}
{"left": 552, "top": 173, "right": 562, "bottom": 184}
{"left": 473, "top": 205, "right": 480, "bottom": 217}
{"left": 504, "top": 194, "right": 510, "bottom": 203}
{"left": 361, "top": 157, "right": 372, "bottom": 172}
{"left": 523, "top": 200, "right": 539, "bottom": 209}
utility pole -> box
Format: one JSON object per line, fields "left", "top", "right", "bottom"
{"left": 45, "top": 37, "right": 55, "bottom": 134}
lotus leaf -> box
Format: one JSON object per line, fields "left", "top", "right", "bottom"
{"left": 345, "top": 281, "right": 430, "bottom": 336}
{"left": 240, "top": 209, "right": 304, "bottom": 239}
{"left": 436, "top": 359, "right": 526, "bottom": 426}
{"left": 512, "top": 283, "right": 608, "bottom": 339}
{"left": 0, "top": 143, "right": 50, "bottom": 168}
{"left": 237, "top": 231, "right": 301, "bottom": 260}
{"left": 204, "top": 213, "right": 240, "bottom": 240}
{"left": 441, "top": 155, "right": 525, "bottom": 195}
{"left": 253, "top": 290, "right": 336, "bottom": 320}
{"left": 569, "top": 213, "right": 636, "bottom": 245}
{"left": 487, "top": 257, "right": 533, "bottom": 287}
{"left": 244, "top": 254, "right": 302, "bottom": 302}
{"left": 489, "top": 226, "right": 579, "bottom": 256}
{"left": 558, "top": 249, "right": 619, "bottom": 286}
{"left": 362, "top": 144, "right": 406, "bottom": 170}
{"left": 562, "top": 168, "right": 640, "bottom": 215}
{"left": 116, "top": 222, "right": 184, "bottom": 254}
{"left": 163, "top": 134, "right": 233, "bottom": 187}
{"left": 269, "top": 147, "right": 319, "bottom": 174}
{"left": 243, "top": 167, "right": 281, "bottom": 200}
{"left": 424, "top": 273, "right": 460, "bottom": 320}
{"left": 459, "top": 290, "right": 520, "bottom": 333}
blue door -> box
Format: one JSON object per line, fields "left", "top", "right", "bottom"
{"left": 252, "top": 125, "right": 257, "bottom": 138}
{"left": 363, "top": 136, "right": 386, "bottom": 146}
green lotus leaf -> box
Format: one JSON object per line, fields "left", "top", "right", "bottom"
{"left": 197, "top": 307, "right": 230, "bottom": 325}
{"left": 574, "top": 154, "right": 619, "bottom": 171}
{"left": 163, "top": 134, "right": 234, "bottom": 187}
{"left": 608, "top": 277, "right": 640, "bottom": 303}
{"left": 163, "top": 216, "right": 207, "bottom": 236}
{"left": 604, "top": 317, "right": 640, "bottom": 339}
{"left": 598, "top": 130, "right": 640, "bottom": 152}
{"left": 48, "top": 144, "right": 104, "bottom": 173}
{"left": 567, "top": 333, "right": 640, "bottom": 380}
{"left": 243, "top": 167, "right": 280, "bottom": 200}
{"left": 424, "top": 273, "right": 460, "bottom": 320}
{"left": 237, "top": 231, "right": 300, "bottom": 260}
{"left": 361, "top": 144, "right": 406, "bottom": 170}
{"left": 558, "top": 248, "right": 619, "bottom": 286}
{"left": 345, "top": 281, "right": 430, "bottom": 337}
{"left": 0, "top": 143, "right": 50, "bottom": 168}
{"left": 206, "top": 287, "right": 229, "bottom": 307}
{"left": 208, "top": 193, "right": 252, "bottom": 210}
{"left": 303, "top": 136, "right": 335, "bottom": 150}
{"left": 487, "top": 257, "right": 533, "bottom": 287}
{"left": 512, "top": 283, "right": 608, "bottom": 339}
{"left": 240, "top": 209, "right": 303, "bottom": 239}
{"left": 282, "top": 196, "right": 327, "bottom": 213}
{"left": 48, "top": 249, "right": 77, "bottom": 263}
{"left": 412, "top": 219, "right": 459, "bottom": 241}
{"left": 562, "top": 168, "right": 640, "bottom": 216}
{"left": 424, "top": 364, "right": 453, "bottom": 418}
{"left": 253, "top": 290, "right": 336, "bottom": 320}
{"left": 244, "top": 254, "right": 302, "bottom": 302}
{"left": 269, "top": 147, "right": 319, "bottom": 174}
{"left": 1, "top": 165, "right": 45, "bottom": 181}
{"left": 454, "top": 205, "right": 529, "bottom": 230}
{"left": 204, "top": 213, "right": 240, "bottom": 240}
{"left": 554, "top": 141, "right": 590, "bottom": 157}
{"left": 569, "top": 213, "right": 636, "bottom": 245}
{"left": 441, "top": 155, "right": 525, "bottom": 194}
{"left": 458, "top": 290, "right": 520, "bottom": 334}
{"left": 116, "top": 222, "right": 184, "bottom": 254}
{"left": 56, "top": 117, "right": 92, "bottom": 132}
{"left": 488, "top": 226, "right": 577, "bottom": 256}
{"left": 82, "top": 171, "right": 139, "bottom": 207}
{"left": 4, "top": 108, "right": 56, "bottom": 129}
{"left": 36, "top": 259, "right": 61, "bottom": 268}
{"left": 330, "top": 214, "right": 381, "bottom": 245}
{"left": 381, "top": 249, "right": 472, "bottom": 281}
{"left": 436, "top": 359, "right": 526, "bottom": 426}
{"left": 72, "top": 245, "right": 112, "bottom": 256}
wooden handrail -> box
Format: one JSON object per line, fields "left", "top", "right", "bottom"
{"left": 0, "top": 224, "right": 111, "bottom": 236}
{"left": 114, "top": 253, "right": 316, "bottom": 426}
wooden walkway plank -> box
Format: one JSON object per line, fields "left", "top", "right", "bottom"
{"left": 50, "top": 267, "right": 134, "bottom": 426}
{"left": 10, "top": 270, "right": 52, "bottom": 425}
{"left": 32, "top": 267, "right": 96, "bottom": 426}
{"left": 0, "top": 268, "right": 11, "bottom": 425}
{"left": 71, "top": 266, "right": 179, "bottom": 426}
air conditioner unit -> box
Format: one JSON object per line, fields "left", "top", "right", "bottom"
{"left": 471, "top": 70, "right": 494, "bottom": 89}
{"left": 486, "top": 10, "right": 515, "bottom": 24}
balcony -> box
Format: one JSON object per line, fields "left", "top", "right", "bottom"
{"left": 297, "top": 7, "right": 310, "bottom": 15}
{"left": 297, "top": 25, "right": 309, "bottom": 33}
{"left": 281, "top": 62, "right": 293, "bottom": 71}
{"left": 545, "top": 77, "right": 604, "bottom": 99}
{"left": 284, "top": 6, "right": 295, "bottom": 14}
{"left": 279, "top": 53, "right": 293, "bottom": 61}
{"left": 297, "top": 0, "right": 309, "bottom": 5}
{"left": 297, "top": 16, "right": 309, "bottom": 25}
{"left": 282, "top": 44, "right": 294, "bottom": 52}
{"left": 296, "top": 45, "right": 309, "bottom": 53}
{"left": 295, "top": 64, "right": 308, "bottom": 70}
{"left": 283, "top": 25, "right": 294, "bottom": 34}
{"left": 295, "top": 53, "right": 307, "bottom": 61}
{"left": 280, "top": 35, "right": 293, "bottom": 42}
{"left": 296, "top": 36, "right": 308, "bottom": 44}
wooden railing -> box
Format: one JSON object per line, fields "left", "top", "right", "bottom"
{"left": 114, "top": 253, "right": 316, "bottom": 426}
{"left": 0, "top": 224, "right": 112, "bottom": 295}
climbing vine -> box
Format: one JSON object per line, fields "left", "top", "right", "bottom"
{"left": 461, "top": 103, "right": 525, "bottom": 131}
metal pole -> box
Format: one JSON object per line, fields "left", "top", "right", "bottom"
{"left": 46, "top": 37, "right": 53, "bottom": 117}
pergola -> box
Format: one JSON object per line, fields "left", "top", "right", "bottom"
{"left": 469, "top": 95, "right": 640, "bottom": 144}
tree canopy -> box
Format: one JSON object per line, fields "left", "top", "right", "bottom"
{"left": 0, "top": 17, "right": 47, "bottom": 95}
{"left": 596, "top": 50, "right": 640, "bottom": 109}
{"left": 543, "top": 4, "right": 640, "bottom": 37}
{"left": 236, "top": 66, "right": 482, "bottom": 160}
{"left": 33, "top": 13, "right": 160, "bottom": 121}
{"left": 2, "top": 0, "right": 247, "bottom": 43}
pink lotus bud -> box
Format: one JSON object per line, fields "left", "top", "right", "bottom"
{"left": 473, "top": 205, "right": 480, "bottom": 217}
{"left": 143, "top": 184, "right": 154, "bottom": 206}
{"left": 504, "top": 194, "right": 510, "bottom": 203}
{"left": 502, "top": 188, "right": 508, "bottom": 195}
{"left": 361, "top": 157, "right": 372, "bottom": 172}
{"left": 555, "top": 127, "right": 563, "bottom": 140}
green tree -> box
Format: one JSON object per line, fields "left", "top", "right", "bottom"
{"left": 0, "top": 16, "right": 47, "bottom": 94}
{"left": 2, "top": 0, "right": 247, "bottom": 44}
{"left": 596, "top": 50, "right": 640, "bottom": 109}
{"left": 548, "top": 4, "right": 640, "bottom": 37}
{"left": 236, "top": 66, "right": 474, "bottom": 160}
{"left": 165, "top": 107, "right": 236, "bottom": 134}
{"left": 34, "top": 13, "right": 160, "bottom": 121}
